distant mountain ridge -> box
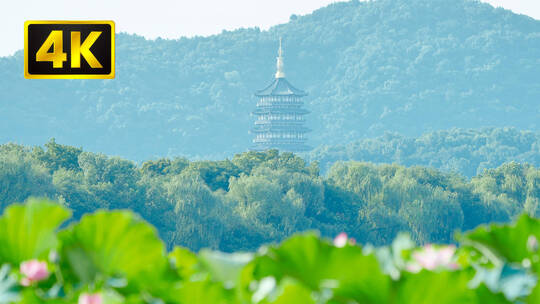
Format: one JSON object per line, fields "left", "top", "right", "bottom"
{"left": 1, "top": 0, "right": 539, "bottom": 160}
{"left": 307, "top": 127, "right": 540, "bottom": 177}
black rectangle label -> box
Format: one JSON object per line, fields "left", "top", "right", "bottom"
{"left": 24, "top": 21, "right": 115, "bottom": 79}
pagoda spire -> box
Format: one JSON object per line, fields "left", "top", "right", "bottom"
{"left": 275, "top": 37, "right": 285, "bottom": 79}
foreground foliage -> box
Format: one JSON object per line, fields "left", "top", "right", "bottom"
{"left": 0, "top": 199, "right": 538, "bottom": 303}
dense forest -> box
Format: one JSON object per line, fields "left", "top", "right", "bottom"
{"left": 1, "top": 0, "right": 539, "bottom": 160}
{"left": 308, "top": 127, "right": 540, "bottom": 177}
{"left": 1, "top": 140, "right": 538, "bottom": 252}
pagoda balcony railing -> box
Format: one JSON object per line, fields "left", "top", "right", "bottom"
{"left": 259, "top": 96, "right": 303, "bottom": 102}
{"left": 256, "top": 101, "right": 304, "bottom": 107}
{"left": 252, "top": 108, "right": 310, "bottom": 115}
{"left": 255, "top": 119, "right": 305, "bottom": 124}
{"left": 252, "top": 126, "right": 311, "bottom": 133}
{"left": 253, "top": 138, "right": 308, "bottom": 144}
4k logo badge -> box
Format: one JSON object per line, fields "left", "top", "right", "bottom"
{"left": 24, "top": 21, "right": 115, "bottom": 79}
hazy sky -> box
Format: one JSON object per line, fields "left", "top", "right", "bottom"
{"left": 1, "top": 0, "right": 539, "bottom": 57}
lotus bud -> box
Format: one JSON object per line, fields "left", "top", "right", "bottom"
{"left": 78, "top": 293, "right": 103, "bottom": 304}
{"left": 19, "top": 260, "right": 49, "bottom": 286}
{"left": 408, "top": 245, "right": 459, "bottom": 272}
{"left": 527, "top": 235, "right": 538, "bottom": 253}
{"left": 333, "top": 232, "right": 348, "bottom": 248}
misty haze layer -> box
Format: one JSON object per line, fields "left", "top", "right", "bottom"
{"left": 0, "top": 0, "right": 539, "bottom": 161}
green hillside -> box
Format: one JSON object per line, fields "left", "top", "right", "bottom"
{"left": 1, "top": 0, "right": 539, "bottom": 160}
{"left": 308, "top": 127, "right": 540, "bottom": 177}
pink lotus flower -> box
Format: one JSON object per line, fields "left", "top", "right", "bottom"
{"left": 78, "top": 293, "right": 103, "bottom": 304}
{"left": 407, "top": 245, "right": 459, "bottom": 272}
{"left": 20, "top": 260, "right": 49, "bottom": 286}
{"left": 527, "top": 235, "right": 538, "bottom": 253}
{"left": 333, "top": 232, "right": 349, "bottom": 248}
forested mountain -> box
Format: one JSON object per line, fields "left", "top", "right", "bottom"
{"left": 1, "top": 0, "right": 539, "bottom": 160}
{"left": 1, "top": 141, "right": 539, "bottom": 252}
{"left": 308, "top": 127, "right": 540, "bottom": 177}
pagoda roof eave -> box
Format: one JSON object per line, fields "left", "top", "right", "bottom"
{"left": 255, "top": 77, "right": 307, "bottom": 97}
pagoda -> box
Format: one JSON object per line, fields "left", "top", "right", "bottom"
{"left": 251, "top": 39, "right": 311, "bottom": 152}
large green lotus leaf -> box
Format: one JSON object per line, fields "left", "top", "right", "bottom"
{"left": 169, "top": 247, "right": 198, "bottom": 279}
{"left": 59, "top": 210, "right": 170, "bottom": 297}
{"left": 197, "top": 250, "right": 252, "bottom": 287}
{"left": 527, "top": 284, "right": 540, "bottom": 304}
{"left": 258, "top": 278, "right": 315, "bottom": 304}
{"left": 462, "top": 215, "right": 540, "bottom": 273}
{"left": 17, "top": 288, "right": 125, "bottom": 304}
{"left": 395, "top": 270, "right": 511, "bottom": 304}
{"left": 0, "top": 198, "right": 70, "bottom": 264}
{"left": 177, "top": 278, "right": 237, "bottom": 304}
{"left": 268, "top": 283, "right": 314, "bottom": 304}
{"left": 248, "top": 233, "right": 390, "bottom": 303}
{"left": 18, "top": 289, "right": 69, "bottom": 304}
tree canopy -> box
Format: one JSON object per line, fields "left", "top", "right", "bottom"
{"left": 0, "top": 140, "right": 538, "bottom": 252}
